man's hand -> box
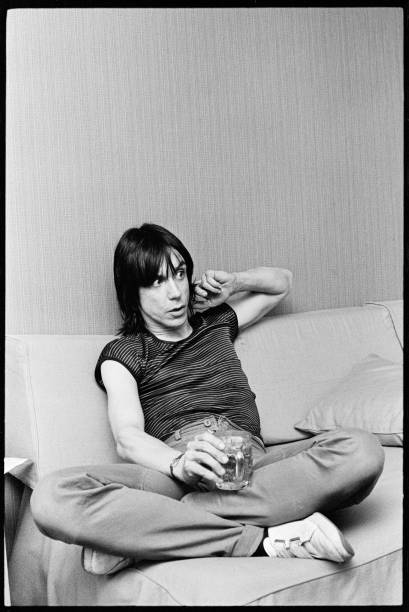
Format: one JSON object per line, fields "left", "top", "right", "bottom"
{"left": 172, "top": 431, "right": 229, "bottom": 490}
{"left": 194, "top": 270, "right": 237, "bottom": 312}
{"left": 195, "top": 266, "right": 292, "bottom": 329}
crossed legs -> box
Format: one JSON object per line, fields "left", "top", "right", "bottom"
{"left": 182, "top": 428, "right": 385, "bottom": 526}
{"left": 31, "top": 428, "right": 384, "bottom": 561}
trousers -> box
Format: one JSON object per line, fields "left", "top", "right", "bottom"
{"left": 30, "top": 417, "right": 385, "bottom": 561}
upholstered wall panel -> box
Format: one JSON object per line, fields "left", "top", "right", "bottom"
{"left": 6, "top": 8, "right": 402, "bottom": 334}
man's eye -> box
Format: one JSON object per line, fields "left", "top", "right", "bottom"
{"left": 177, "top": 269, "right": 186, "bottom": 279}
{"left": 153, "top": 278, "right": 163, "bottom": 287}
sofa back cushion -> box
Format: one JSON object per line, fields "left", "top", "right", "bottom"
{"left": 235, "top": 301, "right": 402, "bottom": 444}
{"left": 6, "top": 301, "right": 402, "bottom": 485}
{"left": 5, "top": 335, "right": 118, "bottom": 487}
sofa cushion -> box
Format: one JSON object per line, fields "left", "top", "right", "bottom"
{"left": 294, "top": 354, "right": 403, "bottom": 446}
{"left": 8, "top": 448, "right": 402, "bottom": 605}
{"left": 5, "top": 335, "right": 121, "bottom": 487}
{"left": 235, "top": 302, "right": 403, "bottom": 444}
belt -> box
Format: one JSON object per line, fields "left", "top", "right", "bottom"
{"left": 169, "top": 415, "right": 265, "bottom": 450}
{"left": 172, "top": 415, "right": 230, "bottom": 440}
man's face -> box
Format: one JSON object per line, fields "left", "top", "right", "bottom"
{"left": 138, "top": 249, "right": 190, "bottom": 335}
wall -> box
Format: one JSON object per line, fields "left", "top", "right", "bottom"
{"left": 6, "top": 7, "right": 403, "bottom": 334}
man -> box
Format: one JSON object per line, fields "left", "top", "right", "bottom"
{"left": 31, "top": 223, "right": 384, "bottom": 575}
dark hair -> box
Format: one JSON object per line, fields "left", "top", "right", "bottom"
{"left": 114, "top": 223, "right": 195, "bottom": 335}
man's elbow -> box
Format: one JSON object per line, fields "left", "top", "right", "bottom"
{"left": 116, "top": 440, "right": 128, "bottom": 461}
{"left": 283, "top": 269, "right": 293, "bottom": 295}
{"left": 115, "top": 425, "right": 143, "bottom": 460}
{"left": 272, "top": 267, "right": 292, "bottom": 296}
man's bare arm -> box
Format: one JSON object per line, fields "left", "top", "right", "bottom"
{"left": 102, "top": 361, "right": 179, "bottom": 470}
{"left": 194, "top": 266, "right": 293, "bottom": 330}
{"left": 101, "top": 360, "right": 227, "bottom": 488}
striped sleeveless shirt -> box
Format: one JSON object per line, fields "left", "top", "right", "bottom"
{"left": 95, "top": 303, "right": 262, "bottom": 442}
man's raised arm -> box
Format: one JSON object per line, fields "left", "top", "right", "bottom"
{"left": 194, "top": 266, "right": 293, "bottom": 330}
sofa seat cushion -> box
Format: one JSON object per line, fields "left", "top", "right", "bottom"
{"left": 9, "top": 448, "right": 402, "bottom": 606}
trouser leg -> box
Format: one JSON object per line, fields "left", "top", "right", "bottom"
{"left": 30, "top": 463, "right": 263, "bottom": 560}
{"left": 182, "top": 428, "right": 385, "bottom": 526}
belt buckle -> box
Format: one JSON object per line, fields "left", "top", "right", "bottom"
{"left": 204, "top": 417, "right": 218, "bottom": 433}
{"left": 217, "top": 416, "right": 228, "bottom": 431}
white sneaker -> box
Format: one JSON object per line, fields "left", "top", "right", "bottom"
{"left": 81, "top": 547, "right": 134, "bottom": 575}
{"left": 263, "top": 512, "right": 354, "bottom": 563}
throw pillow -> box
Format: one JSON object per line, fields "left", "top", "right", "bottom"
{"left": 294, "top": 354, "right": 402, "bottom": 446}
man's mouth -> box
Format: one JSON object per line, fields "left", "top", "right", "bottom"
{"left": 169, "top": 305, "right": 185, "bottom": 313}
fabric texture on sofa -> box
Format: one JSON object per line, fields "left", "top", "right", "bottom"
{"left": 5, "top": 300, "right": 403, "bottom": 605}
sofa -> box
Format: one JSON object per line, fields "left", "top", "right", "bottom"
{"left": 5, "top": 299, "right": 403, "bottom": 606}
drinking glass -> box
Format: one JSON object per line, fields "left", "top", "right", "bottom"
{"left": 215, "top": 429, "right": 253, "bottom": 490}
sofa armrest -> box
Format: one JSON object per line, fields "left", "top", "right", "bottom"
{"left": 366, "top": 301, "right": 403, "bottom": 349}
{"left": 4, "top": 459, "right": 32, "bottom": 559}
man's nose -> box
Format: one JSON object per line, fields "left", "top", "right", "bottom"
{"left": 167, "top": 277, "right": 182, "bottom": 299}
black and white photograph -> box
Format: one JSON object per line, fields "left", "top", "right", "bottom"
{"left": 4, "top": 2, "right": 403, "bottom": 606}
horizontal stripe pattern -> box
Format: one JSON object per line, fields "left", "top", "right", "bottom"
{"left": 95, "top": 303, "right": 261, "bottom": 441}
